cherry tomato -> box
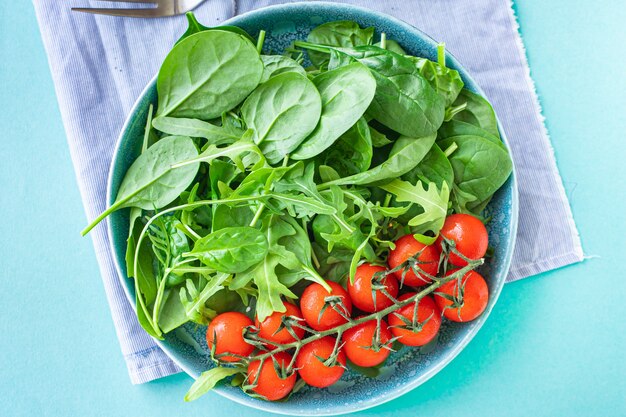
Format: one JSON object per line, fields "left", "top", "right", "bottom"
{"left": 388, "top": 293, "right": 441, "bottom": 346}
{"left": 435, "top": 270, "right": 489, "bottom": 322}
{"left": 438, "top": 214, "right": 488, "bottom": 266}
{"left": 388, "top": 234, "right": 440, "bottom": 286}
{"left": 247, "top": 351, "right": 296, "bottom": 401}
{"left": 206, "top": 312, "right": 254, "bottom": 362}
{"left": 343, "top": 318, "right": 391, "bottom": 367}
{"left": 255, "top": 301, "right": 305, "bottom": 347}
{"left": 347, "top": 264, "right": 399, "bottom": 313}
{"left": 300, "top": 281, "right": 353, "bottom": 331}
{"left": 296, "top": 336, "right": 346, "bottom": 388}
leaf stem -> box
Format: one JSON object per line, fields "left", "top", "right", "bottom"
{"left": 256, "top": 30, "right": 266, "bottom": 54}
{"left": 437, "top": 43, "right": 446, "bottom": 68}
{"left": 380, "top": 33, "right": 387, "bottom": 50}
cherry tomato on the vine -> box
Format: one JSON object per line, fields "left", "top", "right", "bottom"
{"left": 255, "top": 301, "right": 305, "bottom": 347}
{"left": 347, "top": 264, "right": 399, "bottom": 313}
{"left": 296, "top": 336, "right": 346, "bottom": 388}
{"left": 388, "top": 293, "right": 441, "bottom": 346}
{"left": 438, "top": 214, "right": 488, "bottom": 266}
{"left": 388, "top": 234, "right": 440, "bottom": 286}
{"left": 206, "top": 312, "right": 254, "bottom": 363}
{"left": 435, "top": 270, "right": 489, "bottom": 322}
{"left": 343, "top": 318, "right": 391, "bottom": 367}
{"left": 247, "top": 351, "right": 296, "bottom": 401}
{"left": 300, "top": 281, "right": 352, "bottom": 331}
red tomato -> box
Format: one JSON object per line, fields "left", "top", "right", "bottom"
{"left": 255, "top": 302, "right": 305, "bottom": 346}
{"left": 435, "top": 270, "right": 489, "bottom": 322}
{"left": 206, "top": 312, "right": 254, "bottom": 362}
{"left": 300, "top": 281, "right": 353, "bottom": 331}
{"left": 438, "top": 214, "right": 488, "bottom": 266}
{"left": 388, "top": 234, "right": 440, "bottom": 286}
{"left": 388, "top": 293, "right": 441, "bottom": 346}
{"left": 247, "top": 351, "right": 296, "bottom": 401}
{"left": 343, "top": 319, "right": 391, "bottom": 367}
{"left": 347, "top": 264, "right": 399, "bottom": 313}
{"left": 296, "top": 336, "right": 346, "bottom": 388}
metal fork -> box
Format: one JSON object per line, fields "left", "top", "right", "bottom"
{"left": 72, "top": 0, "right": 207, "bottom": 18}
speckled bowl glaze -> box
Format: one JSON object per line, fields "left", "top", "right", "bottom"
{"left": 107, "top": 2, "right": 518, "bottom": 415}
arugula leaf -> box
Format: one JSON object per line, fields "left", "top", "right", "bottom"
{"left": 234, "top": 215, "right": 299, "bottom": 321}
{"left": 185, "top": 366, "right": 243, "bottom": 402}
{"left": 380, "top": 179, "right": 450, "bottom": 240}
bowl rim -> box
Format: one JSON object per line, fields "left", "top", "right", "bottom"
{"left": 106, "top": 2, "right": 519, "bottom": 415}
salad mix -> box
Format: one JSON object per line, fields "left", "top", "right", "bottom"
{"left": 83, "top": 13, "right": 513, "bottom": 402}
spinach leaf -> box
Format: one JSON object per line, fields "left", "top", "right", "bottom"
{"left": 408, "top": 56, "right": 464, "bottom": 107}
{"left": 317, "top": 117, "right": 372, "bottom": 176}
{"left": 452, "top": 88, "right": 500, "bottom": 137}
{"left": 241, "top": 72, "right": 322, "bottom": 164}
{"left": 188, "top": 226, "right": 268, "bottom": 273}
{"left": 152, "top": 116, "right": 241, "bottom": 145}
{"left": 157, "top": 30, "right": 263, "bottom": 120}
{"left": 438, "top": 119, "right": 505, "bottom": 149}
{"left": 320, "top": 45, "right": 445, "bottom": 137}
{"left": 306, "top": 20, "right": 374, "bottom": 67}
{"left": 402, "top": 143, "right": 454, "bottom": 189}
{"left": 292, "top": 62, "right": 376, "bottom": 159}
{"left": 439, "top": 135, "right": 512, "bottom": 211}
{"left": 82, "top": 135, "right": 199, "bottom": 235}
{"left": 211, "top": 206, "right": 254, "bottom": 231}
{"left": 321, "top": 134, "right": 436, "bottom": 186}
{"left": 260, "top": 55, "right": 307, "bottom": 83}
{"left": 177, "top": 12, "right": 254, "bottom": 44}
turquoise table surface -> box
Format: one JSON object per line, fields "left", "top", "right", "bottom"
{"left": 1, "top": 1, "right": 624, "bottom": 416}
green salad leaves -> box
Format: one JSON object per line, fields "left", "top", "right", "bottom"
{"left": 82, "top": 15, "right": 512, "bottom": 339}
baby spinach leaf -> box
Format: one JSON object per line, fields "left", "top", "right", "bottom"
{"left": 439, "top": 135, "right": 512, "bottom": 211}
{"left": 211, "top": 206, "right": 254, "bottom": 231}
{"left": 306, "top": 20, "right": 374, "bottom": 67}
{"left": 452, "top": 89, "right": 500, "bottom": 137}
{"left": 438, "top": 119, "right": 505, "bottom": 149}
{"left": 260, "top": 55, "right": 307, "bottom": 83}
{"left": 157, "top": 30, "right": 263, "bottom": 120}
{"left": 241, "top": 72, "right": 322, "bottom": 164}
{"left": 152, "top": 116, "right": 241, "bottom": 145}
{"left": 379, "top": 179, "right": 450, "bottom": 238}
{"left": 292, "top": 62, "right": 376, "bottom": 159}
{"left": 408, "top": 56, "right": 464, "bottom": 107}
{"left": 82, "top": 135, "right": 199, "bottom": 235}
{"left": 321, "top": 45, "right": 445, "bottom": 137}
{"left": 157, "top": 287, "right": 190, "bottom": 333}
{"left": 321, "top": 134, "right": 436, "bottom": 186}
{"left": 177, "top": 12, "right": 254, "bottom": 44}
{"left": 402, "top": 143, "right": 454, "bottom": 189}
{"left": 188, "top": 227, "right": 269, "bottom": 273}
{"left": 317, "top": 117, "right": 373, "bottom": 176}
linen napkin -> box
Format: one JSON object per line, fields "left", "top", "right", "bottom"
{"left": 33, "top": 0, "right": 583, "bottom": 384}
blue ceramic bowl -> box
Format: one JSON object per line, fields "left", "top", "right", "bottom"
{"left": 107, "top": 2, "right": 518, "bottom": 415}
